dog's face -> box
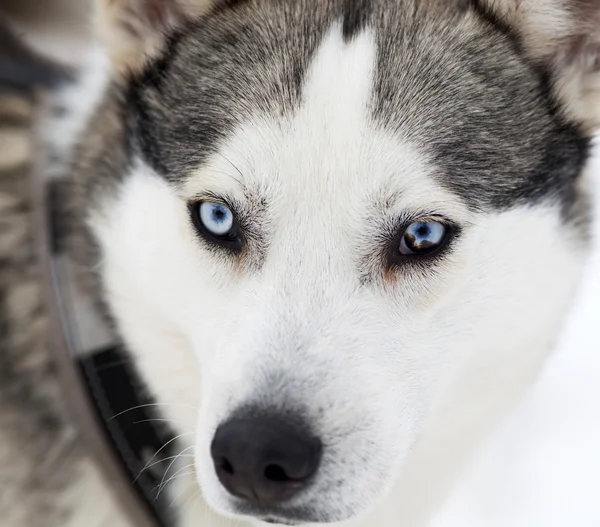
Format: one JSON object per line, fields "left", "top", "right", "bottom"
{"left": 81, "top": 0, "right": 599, "bottom": 525}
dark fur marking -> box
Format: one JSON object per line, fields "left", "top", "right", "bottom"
{"left": 371, "top": 0, "right": 591, "bottom": 212}
{"left": 126, "top": 81, "right": 165, "bottom": 175}
{"left": 469, "top": 0, "right": 515, "bottom": 40}
{"left": 117, "top": 0, "right": 590, "bottom": 215}
{"left": 468, "top": 0, "right": 592, "bottom": 212}
{"left": 124, "top": 25, "right": 189, "bottom": 175}
{"left": 469, "top": 0, "right": 563, "bottom": 120}
{"left": 124, "top": 1, "right": 323, "bottom": 181}
{"left": 212, "top": 0, "right": 251, "bottom": 13}
{"left": 134, "top": 27, "right": 188, "bottom": 93}
{"left": 342, "top": 0, "right": 372, "bottom": 42}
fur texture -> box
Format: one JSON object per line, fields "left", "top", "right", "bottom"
{"left": 64, "top": 1, "right": 600, "bottom": 526}
{"left": 482, "top": 0, "right": 600, "bottom": 131}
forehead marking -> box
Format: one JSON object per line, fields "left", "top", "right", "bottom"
{"left": 299, "top": 23, "right": 376, "bottom": 130}
{"left": 342, "top": 0, "right": 373, "bottom": 42}
{"left": 126, "top": 0, "right": 589, "bottom": 215}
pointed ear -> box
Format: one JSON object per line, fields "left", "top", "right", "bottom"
{"left": 96, "top": 0, "right": 214, "bottom": 75}
{"left": 482, "top": 0, "right": 600, "bottom": 133}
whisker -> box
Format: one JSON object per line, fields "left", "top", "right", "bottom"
{"left": 154, "top": 464, "right": 196, "bottom": 500}
{"left": 156, "top": 445, "right": 196, "bottom": 493}
{"left": 108, "top": 403, "right": 197, "bottom": 421}
{"left": 133, "top": 418, "right": 179, "bottom": 425}
{"left": 132, "top": 432, "right": 194, "bottom": 484}
{"left": 153, "top": 466, "right": 195, "bottom": 496}
{"left": 136, "top": 453, "right": 195, "bottom": 475}
{"left": 219, "top": 153, "right": 245, "bottom": 184}
{"left": 155, "top": 471, "right": 197, "bottom": 502}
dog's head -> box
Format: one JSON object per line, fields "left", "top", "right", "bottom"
{"left": 78, "top": 0, "right": 599, "bottom": 525}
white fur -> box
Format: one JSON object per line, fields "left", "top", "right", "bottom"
{"left": 91, "top": 25, "right": 591, "bottom": 527}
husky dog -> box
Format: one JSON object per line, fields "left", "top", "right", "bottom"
{"left": 66, "top": 0, "right": 600, "bottom": 526}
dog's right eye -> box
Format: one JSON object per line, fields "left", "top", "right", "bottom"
{"left": 190, "top": 200, "right": 243, "bottom": 251}
{"left": 200, "top": 202, "right": 234, "bottom": 235}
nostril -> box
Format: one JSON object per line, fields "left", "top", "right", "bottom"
{"left": 264, "top": 464, "right": 291, "bottom": 482}
{"left": 218, "top": 457, "right": 234, "bottom": 475}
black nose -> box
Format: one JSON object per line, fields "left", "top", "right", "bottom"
{"left": 210, "top": 414, "right": 322, "bottom": 506}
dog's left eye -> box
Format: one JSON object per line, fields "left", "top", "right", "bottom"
{"left": 399, "top": 219, "right": 449, "bottom": 256}
{"left": 199, "top": 201, "right": 234, "bottom": 236}
{"left": 191, "top": 200, "right": 242, "bottom": 251}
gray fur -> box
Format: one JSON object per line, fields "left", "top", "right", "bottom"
{"left": 120, "top": 0, "right": 589, "bottom": 214}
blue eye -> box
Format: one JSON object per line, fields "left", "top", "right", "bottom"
{"left": 198, "top": 201, "right": 235, "bottom": 237}
{"left": 399, "top": 219, "right": 448, "bottom": 256}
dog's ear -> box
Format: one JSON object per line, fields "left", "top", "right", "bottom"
{"left": 482, "top": 0, "right": 600, "bottom": 132}
{"left": 96, "top": 0, "right": 214, "bottom": 75}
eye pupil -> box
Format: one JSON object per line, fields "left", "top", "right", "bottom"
{"left": 416, "top": 224, "right": 430, "bottom": 237}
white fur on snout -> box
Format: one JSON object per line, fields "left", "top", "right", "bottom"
{"left": 92, "top": 22, "right": 588, "bottom": 527}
